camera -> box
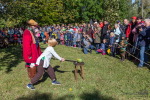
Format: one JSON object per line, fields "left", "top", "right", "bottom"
{"left": 136, "top": 26, "right": 142, "bottom": 33}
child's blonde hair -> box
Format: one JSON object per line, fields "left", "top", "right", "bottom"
{"left": 48, "top": 39, "right": 58, "bottom": 47}
{"left": 110, "top": 32, "right": 115, "bottom": 37}
{"left": 103, "top": 39, "right": 107, "bottom": 43}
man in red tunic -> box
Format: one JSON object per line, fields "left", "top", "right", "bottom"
{"left": 23, "top": 19, "right": 42, "bottom": 80}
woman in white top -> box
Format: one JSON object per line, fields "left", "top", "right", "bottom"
{"left": 114, "top": 24, "right": 121, "bottom": 43}
{"left": 27, "top": 39, "right": 65, "bottom": 90}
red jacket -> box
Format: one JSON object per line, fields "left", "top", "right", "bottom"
{"left": 126, "top": 23, "right": 131, "bottom": 38}
{"left": 23, "top": 29, "right": 42, "bottom": 63}
{"left": 14, "top": 34, "right": 18, "bottom": 40}
{"left": 99, "top": 23, "right": 103, "bottom": 29}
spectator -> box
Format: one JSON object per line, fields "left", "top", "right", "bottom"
{"left": 137, "top": 19, "right": 150, "bottom": 68}
{"left": 117, "top": 20, "right": 124, "bottom": 34}
{"left": 102, "top": 20, "right": 109, "bottom": 39}
{"left": 128, "top": 16, "right": 137, "bottom": 60}
{"left": 86, "top": 23, "right": 92, "bottom": 38}
{"left": 114, "top": 24, "right": 121, "bottom": 43}
{"left": 83, "top": 35, "right": 94, "bottom": 54}
{"left": 94, "top": 24, "right": 101, "bottom": 50}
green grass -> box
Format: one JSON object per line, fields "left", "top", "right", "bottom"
{"left": 0, "top": 43, "right": 150, "bottom": 100}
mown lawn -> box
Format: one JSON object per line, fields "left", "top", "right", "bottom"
{"left": 0, "top": 43, "right": 150, "bottom": 100}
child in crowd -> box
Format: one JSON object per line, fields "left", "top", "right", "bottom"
{"left": 17, "top": 34, "right": 22, "bottom": 45}
{"left": 51, "top": 32, "right": 55, "bottom": 39}
{"left": 14, "top": 32, "right": 18, "bottom": 45}
{"left": 60, "top": 32, "right": 64, "bottom": 45}
{"left": 41, "top": 30, "right": 45, "bottom": 39}
{"left": 73, "top": 34, "right": 76, "bottom": 48}
{"left": 64, "top": 31, "right": 67, "bottom": 46}
{"left": 0, "top": 34, "right": 4, "bottom": 47}
{"left": 27, "top": 39, "right": 65, "bottom": 90}
{"left": 96, "top": 39, "right": 108, "bottom": 55}
{"left": 119, "top": 34, "right": 128, "bottom": 61}
{"left": 77, "top": 30, "right": 82, "bottom": 49}
{"left": 70, "top": 31, "right": 73, "bottom": 47}
{"left": 55, "top": 31, "right": 57, "bottom": 40}
{"left": 44, "top": 31, "right": 49, "bottom": 43}
{"left": 57, "top": 31, "right": 61, "bottom": 45}
{"left": 9, "top": 34, "right": 14, "bottom": 45}
{"left": 109, "top": 32, "right": 116, "bottom": 57}
{"left": 67, "top": 30, "right": 71, "bottom": 47}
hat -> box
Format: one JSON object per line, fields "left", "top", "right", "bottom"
{"left": 27, "top": 19, "right": 38, "bottom": 26}
{"left": 122, "top": 34, "right": 126, "bottom": 38}
{"left": 94, "top": 22, "right": 98, "bottom": 24}
{"left": 117, "top": 20, "right": 120, "bottom": 23}
{"left": 137, "top": 16, "right": 142, "bottom": 20}
{"left": 132, "top": 16, "right": 137, "bottom": 20}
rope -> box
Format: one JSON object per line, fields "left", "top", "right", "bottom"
{"left": 127, "top": 42, "right": 150, "bottom": 56}
{"left": 116, "top": 43, "right": 150, "bottom": 67}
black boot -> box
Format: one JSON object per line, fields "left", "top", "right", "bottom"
{"left": 122, "top": 57, "right": 124, "bottom": 62}
{"left": 120, "top": 56, "right": 122, "bottom": 61}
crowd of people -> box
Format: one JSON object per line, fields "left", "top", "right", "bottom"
{"left": 1, "top": 16, "right": 150, "bottom": 68}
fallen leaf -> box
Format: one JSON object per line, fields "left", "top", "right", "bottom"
{"left": 69, "top": 88, "right": 72, "bottom": 91}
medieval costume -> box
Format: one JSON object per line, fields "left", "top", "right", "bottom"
{"left": 23, "top": 19, "right": 42, "bottom": 80}
{"left": 120, "top": 34, "right": 128, "bottom": 61}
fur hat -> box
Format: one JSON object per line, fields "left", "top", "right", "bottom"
{"left": 27, "top": 19, "right": 38, "bottom": 26}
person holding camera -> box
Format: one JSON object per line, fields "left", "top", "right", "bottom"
{"left": 137, "top": 19, "right": 150, "bottom": 68}
{"left": 132, "top": 16, "right": 145, "bottom": 61}
{"left": 83, "top": 35, "right": 94, "bottom": 54}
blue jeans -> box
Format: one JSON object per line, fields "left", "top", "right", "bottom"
{"left": 71, "top": 41, "right": 73, "bottom": 46}
{"left": 84, "top": 45, "right": 94, "bottom": 54}
{"left": 78, "top": 41, "right": 81, "bottom": 48}
{"left": 111, "top": 45, "right": 115, "bottom": 56}
{"left": 139, "top": 46, "right": 148, "bottom": 67}
{"left": 65, "top": 40, "right": 68, "bottom": 46}
{"left": 95, "top": 43, "right": 100, "bottom": 50}
{"left": 67, "top": 41, "right": 71, "bottom": 46}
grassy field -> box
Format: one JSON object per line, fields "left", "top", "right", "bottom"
{"left": 0, "top": 43, "right": 150, "bottom": 100}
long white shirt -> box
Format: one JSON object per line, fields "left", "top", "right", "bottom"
{"left": 36, "top": 46, "right": 61, "bottom": 68}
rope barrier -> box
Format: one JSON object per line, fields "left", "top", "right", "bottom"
{"left": 127, "top": 42, "right": 150, "bottom": 56}
{"left": 116, "top": 43, "right": 150, "bottom": 67}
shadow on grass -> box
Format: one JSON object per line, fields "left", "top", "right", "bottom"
{"left": 16, "top": 90, "right": 115, "bottom": 100}
{"left": 72, "top": 70, "right": 81, "bottom": 78}
{"left": 53, "top": 66, "right": 70, "bottom": 73}
{"left": 80, "top": 90, "right": 115, "bottom": 100}
{"left": 0, "top": 45, "right": 24, "bottom": 73}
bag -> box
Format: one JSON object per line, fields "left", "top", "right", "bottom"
{"left": 27, "top": 66, "right": 37, "bottom": 80}
{"left": 115, "top": 34, "right": 119, "bottom": 40}
{"left": 107, "top": 47, "right": 111, "bottom": 54}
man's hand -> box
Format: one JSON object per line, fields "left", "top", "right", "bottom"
{"left": 28, "top": 57, "right": 32, "bottom": 59}
{"left": 139, "top": 28, "right": 143, "bottom": 32}
{"left": 61, "top": 58, "right": 65, "bottom": 62}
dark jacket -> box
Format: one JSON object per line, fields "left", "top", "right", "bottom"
{"left": 70, "top": 34, "right": 73, "bottom": 41}
{"left": 138, "top": 26, "right": 150, "bottom": 47}
{"left": 102, "top": 24, "right": 108, "bottom": 37}
{"left": 57, "top": 33, "right": 61, "bottom": 39}
{"left": 86, "top": 27, "right": 92, "bottom": 38}
{"left": 67, "top": 33, "right": 71, "bottom": 41}
{"left": 109, "top": 36, "right": 116, "bottom": 45}
{"left": 129, "top": 22, "right": 137, "bottom": 44}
